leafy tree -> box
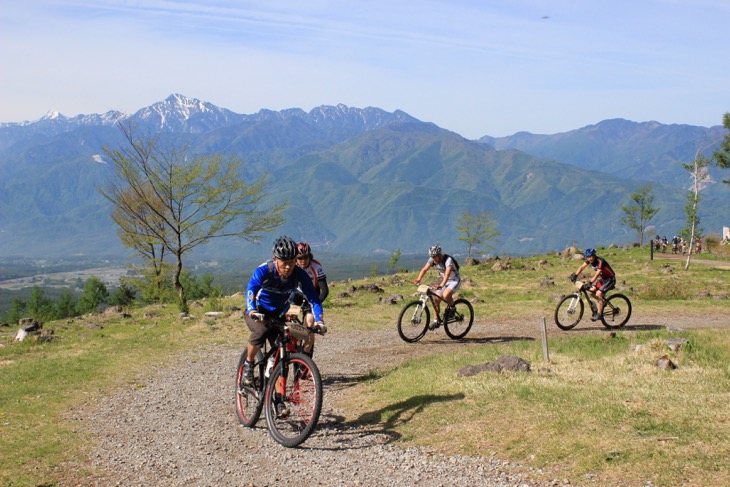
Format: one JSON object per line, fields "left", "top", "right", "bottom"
{"left": 111, "top": 185, "right": 169, "bottom": 300}
{"left": 620, "top": 185, "right": 659, "bottom": 247}
{"left": 713, "top": 112, "right": 730, "bottom": 185}
{"left": 108, "top": 282, "right": 137, "bottom": 309}
{"left": 55, "top": 289, "right": 77, "bottom": 319}
{"left": 456, "top": 211, "right": 500, "bottom": 258}
{"left": 389, "top": 248, "right": 401, "bottom": 274}
{"left": 100, "top": 123, "right": 285, "bottom": 313}
{"left": 27, "top": 286, "right": 55, "bottom": 321}
{"left": 76, "top": 276, "right": 109, "bottom": 314}
{"left": 180, "top": 270, "right": 215, "bottom": 300}
{"left": 4, "top": 297, "right": 27, "bottom": 325}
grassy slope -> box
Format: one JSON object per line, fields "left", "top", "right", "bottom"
{"left": 1, "top": 246, "right": 729, "bottom": 486}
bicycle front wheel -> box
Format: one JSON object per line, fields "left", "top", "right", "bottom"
{"left": 600, "top": 294, "right": 632, "bottom": 329}
{"left": 235, "top": 351, "right": 264, "bottom": 427}
{"left": 444, "top": 298, "right": 474, "bottom": 339}
{"left": 397, "top": 301, "right": 430, "bottom": 343}
{"left": 264, "top": 352, "right": 322, "bottom": 448}
{"left": 555, "top": 294, "right": 584, "bottom": 330}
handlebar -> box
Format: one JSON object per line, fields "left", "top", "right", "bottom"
{"left": 250, "top": 312, "right": 327, "bottom": 335}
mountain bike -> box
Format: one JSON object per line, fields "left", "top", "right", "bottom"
{"left": 397, "top": 284, "right": 474, "bottom": 342}
{"left": 235, "top": 314, "right": 324, "bottom": 447}
{"left": 554, "top": 277, "right": 632, "bottom": 330}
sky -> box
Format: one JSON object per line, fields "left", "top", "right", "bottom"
{"left": 1, "top": 0, "right": 728, "bottom": 139}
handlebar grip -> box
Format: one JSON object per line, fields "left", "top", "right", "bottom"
{"left": 250, "top": 312, "right": 265, "bottom": 322}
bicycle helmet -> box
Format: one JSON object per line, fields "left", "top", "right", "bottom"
{"left": 583, "top": 248, "right": 597, "bottom": 258}
{"left": 272, "top": 236, "right": 298, "bottom": 260}
{"left": 428, "top": 244, "right": 442, "bottom": 257}
{"left": 297, "top": 241, "right": 312, "bottom": 258}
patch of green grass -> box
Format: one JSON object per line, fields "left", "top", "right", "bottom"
{"left": 345, "top": 329, "right": 730, "bottom": 486}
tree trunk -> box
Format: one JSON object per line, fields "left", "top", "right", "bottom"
{"left": 685, "top": 159, "right": 700, "bottom": 271}
{"left": 174, "top": 250, "right": 187, "bottom": 313}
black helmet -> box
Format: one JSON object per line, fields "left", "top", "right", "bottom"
{"left": 428, "top": 244, "right": 442, "bottom": 257}
{"left": 272, "top": 236, "right": 298, "bottom": 260}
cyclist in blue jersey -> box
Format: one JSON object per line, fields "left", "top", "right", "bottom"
{"left": 241, "top": 236, "right": 326, "bottom": 386}
{"left": 570, "top": 248, "right": 616, "bottom": 321}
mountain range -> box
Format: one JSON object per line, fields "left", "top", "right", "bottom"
{"left": 1, "top": 94, "right": 727, "bottom": 260}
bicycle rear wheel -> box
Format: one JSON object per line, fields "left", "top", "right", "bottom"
{"left": 554, "top": 294, "right": 584, "bottom": 330}
{"left": 235, "top": 351, "right": 264, "bottom": 427}
{"left": 600, "top": 294, "right": 632, "bottom": 329}
{"left": 397, "top": 301, "right": 429, "bottom": 343}
{"left": 264, "top": 352, "right": 322, "bottom": 448}
{"left": 444, "top": 298, "right": 474, "bottom": 339}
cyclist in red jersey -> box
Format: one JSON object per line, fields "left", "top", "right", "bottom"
{"left": 571, "top": 248, "right": 616, "bottom": 321}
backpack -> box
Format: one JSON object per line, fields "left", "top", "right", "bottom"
{"left": 442, "top": 254, "right": 460, "bottom": 271}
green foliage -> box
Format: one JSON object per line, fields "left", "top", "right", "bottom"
{"left": 76, "top": 276, "right": 109, "bottom": 314}
{"left": 370, "top": 264, "right": 378, "bottom": 278}
{"left": 55, "top": 289, "right": 77, "bottom": 319}
{"left": 389, "top": 249, "right": 401, "bottom": 274}
{"left": 620, "top": 184, "right": 659, "bottom": 246}
{"left": 26, "top": 286, "right": 55, "bottom": 321}
{"left": 108, "top": 282, "right": 137, "bottom": 309}
{"left": 456, "top": 210, "right": 500, "bottom": 258}
{"left": 180, "top": 270, "right": 216, "bottom": 300}
{"left": 713, "top": 112, "right": 730, "bottom": 183}
{"left": 3, "top": 297, "right": 27, "bottom": 324}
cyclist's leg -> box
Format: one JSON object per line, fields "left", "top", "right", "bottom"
{"left": 301, "top": 303, "right": 315, "bottom": 355}
{"left": 431, "top": 292, "right": 443, "bottom": 319}
{"left": 442, "top": 279, "right": 460, "bottom": 306}
{"left": 244, "top": 313, "right": 269, "bottom": 361}
{"left": 596, "top": 289, "right": 605, "bottom": 314}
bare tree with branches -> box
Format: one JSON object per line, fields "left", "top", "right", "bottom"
{"left": 100, "top": 123, "right": 285, "bottom": 311}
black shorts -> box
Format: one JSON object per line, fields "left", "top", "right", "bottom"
{"left": 596, "top": 277, "right": 616, "bottom": 293}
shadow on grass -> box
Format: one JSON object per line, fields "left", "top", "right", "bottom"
{"left": 557, "top": 323, "right": 665, "bottom": 333}
{"left": 312, "top": 393, "right": 465, "bottom": 451}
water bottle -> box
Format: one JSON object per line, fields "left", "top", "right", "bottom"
{"left": 265, "top": 356, "right": 275, "bottom": 378}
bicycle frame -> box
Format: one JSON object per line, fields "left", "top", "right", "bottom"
{"left": 416, "top": 284, "right": 446, "bottom": 321}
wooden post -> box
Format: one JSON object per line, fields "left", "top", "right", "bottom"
{"left": 540, "top": 317, "right": 550, "bottom": 363}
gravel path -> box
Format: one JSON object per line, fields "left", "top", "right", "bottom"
{"left": 66, "top": 311, "right": 727, "bottom": 487}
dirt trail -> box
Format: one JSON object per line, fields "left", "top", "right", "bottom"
{"left": 64, "top": 309, "right": 730, "bottom": 487}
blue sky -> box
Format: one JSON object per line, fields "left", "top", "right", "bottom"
{"left": 1, "top": 0, "right": 728, "bottom": 138}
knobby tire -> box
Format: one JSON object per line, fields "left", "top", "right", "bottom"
{"left": 444, "top": 298, "right": 474, "bottom": 339}
{"left": 235, "top": 350, "right": 265, "bottom": 427}
{"left": 554, "top": 294, "right": 584, "bottom": 330}
{"left": 264, "top": 352, "right": 322, "bottom": 448}
{"left": 600, "top": 293, "right": 632, "bottom": 329}
{"left": 397, "top": 300, "right": 430, "bottom": 343}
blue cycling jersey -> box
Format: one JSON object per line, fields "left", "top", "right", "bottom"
{"left": 246, "top": 261, "right": 324, "bottom": 322}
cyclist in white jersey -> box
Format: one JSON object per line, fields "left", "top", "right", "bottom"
{"left": 295, "top": 242, "right": 329, "bottom": 356}
{"left": 413, "top": 244, "right": 461, "bottom": 329}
